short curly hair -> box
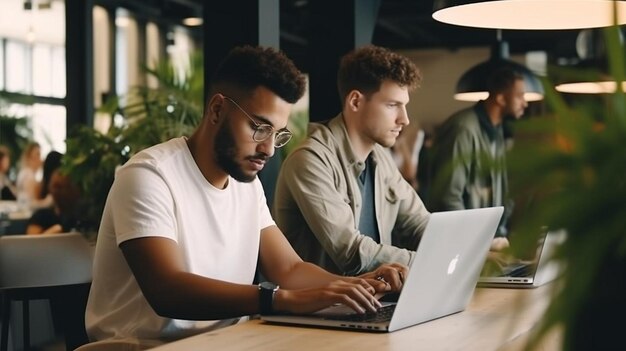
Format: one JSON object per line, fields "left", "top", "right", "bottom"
{"left": 210, "top": 45, "right": 306, "bottom": 104}
{"left": 337, "top": 45, "right": 421, "bottom": 103}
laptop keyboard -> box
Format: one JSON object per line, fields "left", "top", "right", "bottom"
{"left": 324, "top": 304, "right": 396, "bottom": 323}
{"left": 504, "top": 263, "right": 533, "bottom": 277}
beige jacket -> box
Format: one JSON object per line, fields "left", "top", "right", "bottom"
{"left": 274, "top": 115, "right": 430, "bottom": 275}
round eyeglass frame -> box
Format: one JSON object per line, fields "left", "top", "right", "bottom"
{"left": 222, "top": 95, "right": 293, "bottom": 148}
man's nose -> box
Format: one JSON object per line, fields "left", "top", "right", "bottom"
{"left": 257, "top": 136, "right": 275, "bottom": 158}
{"left": 398, "top": 107, "right": 410, "bottom": 126}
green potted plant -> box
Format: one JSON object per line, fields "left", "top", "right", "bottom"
{"left": 507, "top": 23, "right": 626, "bottom": 350}
{"left": 62, "top": 52, "right": 204, "bottom": 232}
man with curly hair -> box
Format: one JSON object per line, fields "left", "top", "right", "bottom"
{"left": 86, "top": 46, "right": 406, "bottom": 348}
{"left": 274, "top": 45, "right": 431, "bottom": 276}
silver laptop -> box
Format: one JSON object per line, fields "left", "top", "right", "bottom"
{"left": 262, "top": 207, "right": 504, "bottom": 332}
{"left": 477, "top": 229, "right": 567, "bottom": 289}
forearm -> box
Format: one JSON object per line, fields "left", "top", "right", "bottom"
{"left": 277, "top": 260, "right": 345, "bottom": 289}
{"left": 358, "top": 244, "right": 413, "bottom": 274}
{"left": 280, "top": 150, "right": 408, "bottom": 275}
{"left": 145, "top": 271, "right": 261, "bottom": 320}
{"left": 25, "top": 224, "right": 44, "bottom": 234}
{"left": 122, "top": 236, "right": 265, "bottom": 321}
{"left": 312, "top": 224, "right": 413, "bottom": 275}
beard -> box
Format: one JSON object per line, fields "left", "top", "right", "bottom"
{"left": 214, "top": 122, "right": 265, "bottom": 183}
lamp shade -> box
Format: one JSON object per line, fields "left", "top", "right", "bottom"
{"left": 555, "top": 80, "right": 626, "bottom": 93}
{"left": 554, "top": 28, "right": 626, "bottom": 93}
{"left": 433, "top": 0, "right": 626, "bottom": 30}
{"left": 455, "top": 41, "right": 544, "bottom": 101}
{"left": 553, "top": 57, "right": 622, "bottom": 93}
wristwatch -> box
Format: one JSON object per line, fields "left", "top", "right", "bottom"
{"left": 258, "top": 281, "right": 279, "bottom": 315}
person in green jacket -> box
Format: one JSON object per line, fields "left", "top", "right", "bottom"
{"left": 428, "top": 67, "right": 528, "bottom": 252}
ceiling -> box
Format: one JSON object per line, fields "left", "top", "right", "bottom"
{"left": 285, "top": 0, "right": 589, "bottom": 65}
{"left": 108, "top": 0, "right": 586, "bottom": 62}
{"left": 0, "top": 0, "right": 586, "bottom": 64}
{"left": 368, "top": 0, "right": 582, "bottom": 57}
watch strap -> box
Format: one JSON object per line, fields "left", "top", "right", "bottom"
{"left": 258, "top": 282, "right": 278, "bottom": 315}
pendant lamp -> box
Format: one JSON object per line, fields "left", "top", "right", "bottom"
{"left": 455, "top": 33, "right": 544, "bottom": 101}
{"left": 433, "top": 0, "right": 626, "bottom": 30}
{"left": 556, "top": 80, "right": 626, "bottom": 94}
{"left": 555, "top": 28, "right": 626, "bottom": 93}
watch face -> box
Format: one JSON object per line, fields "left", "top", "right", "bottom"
{"left": 259, "top": 281, "right": 278, "bottom": 290}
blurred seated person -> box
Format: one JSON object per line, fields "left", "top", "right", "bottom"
{"left": 389, "top": 124, "right": 424, "bottom": 191}
{"left": 0, "top": 145, "right": 17, "bottom": 200}
{"left": 16, "top": 142, "right": 43, "bottom": 208}
{"left": 26, "top": 169, "right": 81, "bottom": 234}
{"left": 38, "top": 150, "right": 63, "bottom": 208}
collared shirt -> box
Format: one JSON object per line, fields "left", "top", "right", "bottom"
{"left": 475, "top": 102, "right": 499, "bottom": 143}
{"left": 274, "top": 114, "right": 430, "bottom": 275}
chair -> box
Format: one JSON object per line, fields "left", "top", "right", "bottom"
{"left": 0, "top": 232, "right": 93, "bottom": 351}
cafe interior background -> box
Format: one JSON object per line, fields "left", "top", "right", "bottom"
{"left": 1, "top": 1, "right": 625, "bottom": 350}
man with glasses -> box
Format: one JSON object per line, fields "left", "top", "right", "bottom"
{"left": 85, "top": 46, "right": 406, "bottom": 348}
{"left": 274, "top": 45, "right": 431, "bottom": 276}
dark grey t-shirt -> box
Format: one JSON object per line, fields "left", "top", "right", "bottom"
{"left": 357, "top": 155, "right": 380, "bottom": 243}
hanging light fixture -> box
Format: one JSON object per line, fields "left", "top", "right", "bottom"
{"left": 556, "top": 80, "right": 626, "bottom": 94}
{"left": 455, "top": 30, "right": 544, "bottom": 101}
{"left": 554, "top": 28, "right": 626, "bottom": 93}
{"left": 182, "top": 17, "right": 203, "bottom": 26}
{"left": 433, "top": 0, "right": 626, "bottom": 30}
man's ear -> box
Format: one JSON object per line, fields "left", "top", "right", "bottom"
{"left": 495, "top": 92, "right": 506, "bottom": 107}
{"left": 347, "top": 90, "right": 362, "bottom": 111}
{"left": 207, "top": 94, "right": 224, "bottom": 124}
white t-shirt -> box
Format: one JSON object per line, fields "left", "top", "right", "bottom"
{"left": 86, "top": 137, "right": 275, "bottom": 345}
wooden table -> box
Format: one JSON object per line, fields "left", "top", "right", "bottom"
{"left": 150, "top": 286, "right": 558, "bottom": 351}
{"left": 0, "top": 201, "right": 30, "bottom": 235}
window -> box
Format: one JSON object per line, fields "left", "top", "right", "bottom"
{"left": 0, "top": 0, "right": 66, "bottom": 157}
{"left": 0, "top": 41, "right": 4, "bottom": 90}
{"left": 5, "top": 40, "right": 30, "bottom": 93}
{"left": 50, "top": 45, "right": 65, "bottom": 98}
{"left": 32, "top": 104, "right": 66, "bottom": 155}
{"left": 33, "top": 44, "right": 52, "bottom": 96}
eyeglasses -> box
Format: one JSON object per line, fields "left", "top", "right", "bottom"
{"left": 223, "top": 96, "right": 293, "bottom": 148}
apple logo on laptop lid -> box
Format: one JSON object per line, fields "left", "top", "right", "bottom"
{"left": 447, "top": 254, "right": 460, "bottom": 275}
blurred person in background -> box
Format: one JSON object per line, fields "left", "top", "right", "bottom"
{"left": 26, "top": 168, "right": 82, "bottom": 234}
{"left": 0, "top": 145, "right": 17, "bottom": 200}
{"left": 389, "top": 123, "right": 425, "bottom": 191}
{"left": 428, "top": 68, "right": 527, "bottom": 252}
{"left": 38, "top": 150, "right": 63, "bottom": 208}
{"left": 16, "top": 142, "right": 42, "bottom": 209}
